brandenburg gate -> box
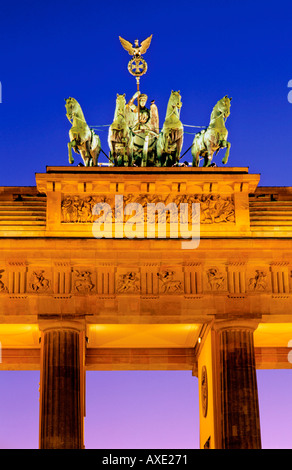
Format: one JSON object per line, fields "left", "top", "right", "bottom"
{"left": 1, "top": 165, "right": 292, "bottom": 449}
{"left": 1, "top": 36, "right": 292, "bottom": 449}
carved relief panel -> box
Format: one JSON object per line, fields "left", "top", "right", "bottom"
{"left": 61, "top": 195, "right": 113, "bottom": 224}
{"left": 71, "top": 269, "right": 96, "bottom": 294}
{"left": 204, "top": 267, "right": 227, "bottom": 292}
{"left": 116, "top": 269, "right": 141, "bottom": 294}
{"left": 157, "top": 268, "right": 184, "bottom": 294}
{"left": 247, "top": 269, "right": 269, "bottom": 292}
{"left": 61, "top": 193, "right": 235, "bottom": 226}
{"left": 27, "top": 269, "right": 52, "bottom": 294}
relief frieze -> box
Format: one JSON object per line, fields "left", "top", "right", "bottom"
{"left": 61, "top": 193, "right": 235, "bottom": 225}
{"left": 0, "top": 264, "right": 289, "bottom": 297}
{"left": 62, "top": 195, "right": 113, "bottom": 223}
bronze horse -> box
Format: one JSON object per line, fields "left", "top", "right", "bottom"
{"left": 65, "top": 97, "right": 101, "bottom": 166}
{"left": 192, "top": 96, "right": 232, "bottom": 167}
{"left": 108, "top": 94, "right": 130, "bottom": 166}
{"left": 156, "top": 91, "right": 184, "bottom": 166}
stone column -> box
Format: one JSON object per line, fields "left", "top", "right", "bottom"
{"left": 39, "top": 320, "right": 85, "bottom": 449}
{"left": 214, "top": 320, "right": 261, "bottom": 449}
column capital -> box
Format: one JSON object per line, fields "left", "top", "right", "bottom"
{"left": 38, "top": 315, "right": 86, "bottom": 333}
{"left": 212, "top": 319, "right": 260, "bottom": 333}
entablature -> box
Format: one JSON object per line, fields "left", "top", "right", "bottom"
{"left": 0, "top": 240, "right": 291, "bottom": 321}
{"left": 1, "top": 167, "right": 292, "bottom": 238}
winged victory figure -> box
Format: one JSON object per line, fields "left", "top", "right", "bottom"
{"left": 119, "top": 35, "right": 153, "bottom": 57}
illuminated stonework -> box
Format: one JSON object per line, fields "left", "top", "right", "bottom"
{"left": 61, "top": 193, "right": 235, "bottom": 225}
{"left": 0, "top": 166, "right": 291, "bottom": 449}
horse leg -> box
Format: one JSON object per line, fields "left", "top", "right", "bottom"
{"left": 142, "top": 135, "right": 149, "bottom": 167}
{"left": 79, "top": 150, "right": 89, "bottom": 166}
{"left": 126, "top": 145, "right": 131, "bottom": 167}
{"left": 109, "top": 149, "right": 114, "bottom": 166}
{"left": 203, "top": 140, "right": 215, "bottom": 167}
{"left": 156, "top": 135, "right": 163, "bottom": 166}
{"left": 193, "top": 151, "right": 200, "bottom": 167}
{"left": 191, "top": 141, "right": 200, "bottom": 167}
{"left": 204, "top": 150, "right": 214, "bottom": 167}
{"left": 164, "top": 131, "right": 170, "bottom": 153}
{"left": 122, "top": 139, "right": 129, "bottom": 167}
{"left": 85, "top": 141, "right": 92, "bottom": 166}
{"left": 129, "top": 135, "right": 137, "bottom": 167}
{"left": 174, "top": 136, "right": 183, "bottom": 165}
{"left": 92, "top": 149, "right": 98, "bottom": 166}
{"left": 68, "top": 141, "right": 75, "bottom": 164}
{"left": 111, "top": 143, "right": 117, "bottom": 166}
{"left": 91, "top": 136, "right": 100, "bottom": 167}
{"left": 92, "top": 150, "right": 97, "bottom": 167}
{"left": 222, "top": 141, "right": 231, "bottom": 164}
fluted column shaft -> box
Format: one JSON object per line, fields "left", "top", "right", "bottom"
{"left": 215, "top": 322, "right": 261, "bottom": 449}
{"left": 39, "top": 325, "right": 85, "bottom": 449}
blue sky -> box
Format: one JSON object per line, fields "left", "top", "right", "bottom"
{"left": 1, "top": 0, "right": 292, "bottom": 185}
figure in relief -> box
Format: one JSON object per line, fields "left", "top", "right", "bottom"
{"left": 248, "top": 270, "right": 267, "bottom": 291}
{"left": 157, "top": 270, "right": 183, "bottom": 293}
{"left": 117, "top": 271, "right": 140, "bottom": 293}
{"left": 206, "top": 268, "right": 225, "bottom": 290}
{"left": 73, "top": 270, "right": 94, "bottom": 293}
{"left": 30, "top": 271, "right": 50, "bottom": 292}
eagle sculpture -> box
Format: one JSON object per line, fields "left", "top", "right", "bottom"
{"left": 119, "top": 35, "right": 153, "bottom": 57}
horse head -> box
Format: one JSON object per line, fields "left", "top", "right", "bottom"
{"left": 65, "top": 97, "right": 76, "bottom": 120}
{"left": 216, "top": 95, "right": 232, "bottom": 119}
{"left": 116, "top": 93, "right": 126, "bottom": 107}
{"left": 164, "top": 91, "right": 183, "bottom": 125}
{"left": 65, "top": 97, "right": 86, "bottom": 124}
{"left": 114, "top": 93, "right": 127, "bottom": 118}
{"left": 170, "top": 90, "right": 182, "bottom": 112}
